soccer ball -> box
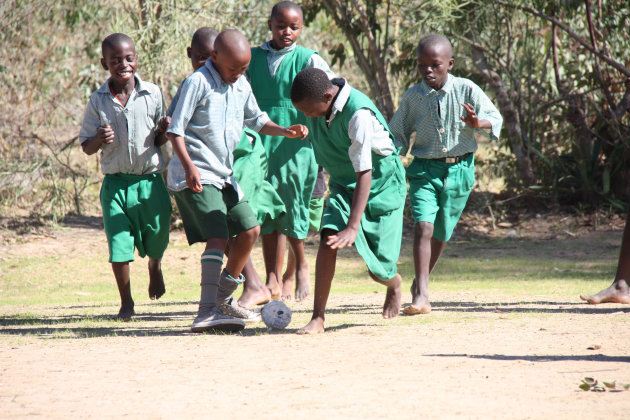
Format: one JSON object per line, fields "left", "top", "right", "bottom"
{"left": 261, "top": 300, "right": 292, "bottom": 329}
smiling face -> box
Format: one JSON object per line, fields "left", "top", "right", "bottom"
{"left": 268, "top": 6, "right": 303, "bottom": 50}
{"left": 101, "top": 40, "right": 138, "bottom": 86}
{"left": 187, "top": 42, "right": 214, "bottom": 71}
{"left": 417, "top": 44, "right": 453, "bottom": 90}
{"left": 211, "top": 47, "right": 251, "bottom": 85}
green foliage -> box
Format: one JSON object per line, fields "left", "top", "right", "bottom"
{"left": 579, "top": 377, "right": 630, "bottom": 392}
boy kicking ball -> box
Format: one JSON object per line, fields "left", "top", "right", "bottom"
{"left": 290, "top": 68, "right": 407, "bottom": 334}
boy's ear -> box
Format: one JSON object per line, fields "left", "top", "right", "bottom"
{"left": 187, "top": 47, "right": 192, "bottom": 58}
{"left": 210, "top": 50, "right": 218, "bottom": 62}
{"left": 448, "top": 58, "right": 454, "bottom": 71}
{"left": 100, "top": 57, "right": 108, "bottom": 71}
{"left": 268, "top": 19, "right": 272, "bottom": 32}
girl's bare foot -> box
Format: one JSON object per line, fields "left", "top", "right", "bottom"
{"left": 281, "top": 276, "right": 294, "bottom": 301}
{"left": 148, "top": 260, "right": 165, "bottom": 300}
{"left": 580, "top": 280, "right": 630, "bottom": 304}
{"left": 297, "top": 317, "right": 325, "bottom": 334}
{"left": 294, "top": 265, "right": 311, "bottom": 302}
{"left": 238, "top": 287, "right": 271, "bottom": 309}
{"left": 382, "top": 274, "right": 401, "bottom": 319}
{"left": 266, "top": 274, "right": 282, "bottom": 300}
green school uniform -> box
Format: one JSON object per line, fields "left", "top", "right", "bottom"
{"left": 306, "top": 89, "right": 406, "bottom": 280}
{"left": 233, "top": 128, "right": 286, "bottom": 226}
{"left": 248, "top": 46, "right": 318, "bottom": 239}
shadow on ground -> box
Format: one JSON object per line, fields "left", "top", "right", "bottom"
{"left": 426, "top": 353, "right": 630, "bottom": 363}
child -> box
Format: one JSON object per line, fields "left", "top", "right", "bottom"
{"left": 281, "top": 165, "right": 327, "bottom": 301}
{"left": 166, "top": 29, "right": 308, "bottom": 332}
{"left": 167, "top": 27, "right": 282, "bottom": 312}
{"left": 290, "top": 68, "right": 407, "bottom": 334}
{"left": 389, "top": 34, "right": 503, "bottom": 315}
{"left": 79, "top": 33, "right": 171, "bottom": 320}
{"left": 249, "top": 1, "right": 335, "bottom": 302}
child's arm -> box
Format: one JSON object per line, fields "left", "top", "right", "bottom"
{"left": 259, "top": 121, "right": 309, "bottom": 139}
{"left": 461, "top": 103, "right": 492, "bottom": 129}
{"left": 167, "top": 132, "right": 202, "bottom": 193}
{"left": 155, "top": 116, "right": 171, "bottom": 146}
{"left": 326, "top": 169, "right": 371, "bottom": 249}
{"left": 81, "top": 125, "right": 115, "bottom": 155}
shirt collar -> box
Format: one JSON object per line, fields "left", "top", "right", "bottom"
{"left": 97, "top": 74, "right": 148, "bottom": 95}
{"left": 327, "top": 78, "right": 351, "bottom": 126}
{"left": 419, "top": 73, "right": 454, "bottom": 96}
{"left": 205, "top": 59, "right": 226, "bottom": 86}
{"left": 260, "top": 41, "right": 297, "bottom": 54}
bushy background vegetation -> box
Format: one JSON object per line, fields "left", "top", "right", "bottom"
{"left": 0, "top": 0, "right": 628, "bottom": 223}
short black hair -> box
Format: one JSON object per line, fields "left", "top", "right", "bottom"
{"left": 417, "top": 34, "right": 452, "bottom": 58}
{"left": 191, "top": 27, "right": 219, "bottom": 49}
{"left": 291, "top": 68, "right": 332, "bottom": 104}
{"left": 102, "top": 33, "right": 134, "bottom": 57}
{"left": 271, "top": 1, "right": 303, "bottom": 20}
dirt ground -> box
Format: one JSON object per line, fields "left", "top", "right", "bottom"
{"left": 1, "top": 218, "right": 630, "bottom": 419}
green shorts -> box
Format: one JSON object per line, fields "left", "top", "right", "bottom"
{"left": 101, "top": 173, "right": 172, "bottom": 263}
{"left": 173, "top": 184, "right": 258, "bottom": 245}
{"left": 308, "top": 196, "right": 325, "bottom": 232}
{"left": 407, "top": 154, "right": 475, "bottom": 242}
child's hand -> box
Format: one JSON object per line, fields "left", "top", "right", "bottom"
{"left": 96, "top": 125, "right": 115, "bottom": 145}
{"left": 326, "top": 227, "right": 358, "bottom": 249}
{"left": 285, "top": 124, "right": 309, "bottom": 140}
{"left": 184, "top": 165, "right": 203, "bottom": 193}
{"left": 461, "top": 103, "right": 481, "bottom": 128}
{"left": 157, "top": 116, "right": 171, "bottom": 133}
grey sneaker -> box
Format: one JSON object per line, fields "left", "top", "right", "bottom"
{"left": 191, "top": 306, "right": 245, "bottom": 333}
{"left": 218, "top": 297, "right": 261, "bottom": 323}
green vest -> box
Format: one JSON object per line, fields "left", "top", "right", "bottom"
{"left": 249, "top": 46, "right": 314, "bottom": 129}
{"left": 307, "top": 87, "right": 400, "bottom": 194}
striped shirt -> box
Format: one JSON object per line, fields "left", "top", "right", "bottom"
{"left": 390, "top": 74, "right": 502, "bottom": 159}
{"left": 166, "top": 59, "right": 270, "bottom": 192}
{"left": 79, "top": 75, "right": 166, "bottom": 175}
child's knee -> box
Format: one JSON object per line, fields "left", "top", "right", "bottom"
{"left": 241, "top": 225, "right": 260, "bottom": 243}
{"left": 414, "top": 221, "right": 434, "bottom": 239}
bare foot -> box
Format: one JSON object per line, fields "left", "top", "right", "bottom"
{"left": 382, "top": 274, "right": 402, "bottom": 319}
{"left": 281, "top": 276, "right": 294, "bottom": 301}
{"left": 580, "top": 280, "right": 630, "bottom": 304}
{"left": 297, "top": 317, "right": 325, "bottom": 334}
{"left": 403, "top": 293, "right": 431, "bottom": 315}
{"left": 294, "top": 265, "right": 311, "bottom": 302}
{"left": 266, "top": 276, "right": 282, "bottom": 301}
{"left": 148, "top": 260, "right": 165, "bottom": 300}
{"left": 238, "top": 287, "right": 271, "bottom": 309}
{"left": 115, "top": 301, "right": 135, "bottom": 321}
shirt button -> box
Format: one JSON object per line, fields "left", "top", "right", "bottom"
{"left": 442, "top": 147, "right": 448, "bottom": 153}
{"left": 439, "top": 128, "right": 445, "bottom": 133}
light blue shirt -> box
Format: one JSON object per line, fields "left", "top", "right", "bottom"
{"left": 390, "top": 74, "right": 502, "bottom": 159}
{"left": 167, "top": 60, "right": 270, "bottom": 192}
{"left": 79, "top": 75, "right": 166, "bottom": 175}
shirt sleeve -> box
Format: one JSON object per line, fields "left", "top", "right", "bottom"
{"left": 471, "top": 85, "right": 503, "bottom": 141}
{"left": 165, "top": 83, "right": 182, "bottom": 118}
{"left": 167, "top": 75, "right": 204, "bottom": 138}
{"left": 78, "top": 95, "right": 104, "bottom": 145}
{"left": 243, "top": 87, "right": 270, "bottom": 132}
{"left": 348, "top": 109, "right": 381, "bottom": 172}
{"left": 307, "top": 54, "right": 336, "bottom": 79}
{"left": 389, "top": 93, "right": 413, "bottom": 153}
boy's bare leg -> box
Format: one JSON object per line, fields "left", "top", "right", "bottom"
{"left": 282, "top": 246, "right": 296, "bottom": 300}
{"left": 225, "top": 226, "right": 260, "bottom": 279}
{"left": 297, "top": 229, "right": 336, "bottom": 334}
{"left": 112, "top": 261, "right": 134, "bottom": 320}
{"left": 262, "top": 232, "right": 286, "bottom": 300}
{"left": 238, "top": 257, "right": 272, "bottom": 308}
{"left": 581, "top": 211, "right": 630, "bottom": 304}
{"left": 369, "top": 272, "right": 402, "bottom": 318}
{"left": 286, "top": 236, "right": 311, "bottom": 302}
{"left": 147, "top": 257, "right": 165, "bottom": 300}
{"left": 405, "top": 222, "right": 445, "bottom": 315}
